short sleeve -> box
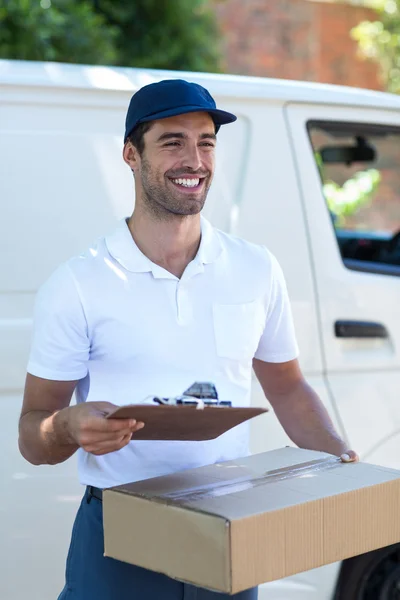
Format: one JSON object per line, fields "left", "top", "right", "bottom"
{"left": 27, "top": 263, "right": 90, "bottom": 381}
{"left": 254, "top": 251, "right": 299, "bottom": 363}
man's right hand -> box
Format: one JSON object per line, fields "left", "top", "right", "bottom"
{"left": 19, "top": 375, "right": 145, "bottom": 466}
{"left": 61, "top": 401, "right": 144, "bottom": 456}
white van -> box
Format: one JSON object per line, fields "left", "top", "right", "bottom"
{"left": 1, "top": 59, "right": 400, "bottom": 600}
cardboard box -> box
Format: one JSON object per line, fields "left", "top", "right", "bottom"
{"left": 103, "top": 447, "right": 400, "bottom": 594}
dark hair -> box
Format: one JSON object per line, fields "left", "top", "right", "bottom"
{"left": 128, "top": 121, "right": 153, "bottom": 155}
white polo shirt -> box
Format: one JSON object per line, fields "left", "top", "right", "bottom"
{"left": 27, "top": 217, "right": 299, "bottom": 488}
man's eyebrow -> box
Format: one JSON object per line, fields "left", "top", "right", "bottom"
{"left": 156, "top": 132, "right": 217, "bottom": 143}
{"left": 200, "top": 133, "right": 217, "bottom": 141}
{"left": 156, "top": 132, "right": 186, "bottom": 142}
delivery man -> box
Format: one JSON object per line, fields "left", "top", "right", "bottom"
{"left": 18, "top": 79, "right": 358, "bottom": 599}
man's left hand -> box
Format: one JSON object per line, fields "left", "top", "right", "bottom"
{"left": 340, "top": 450, "right": 359, "bottom": 463}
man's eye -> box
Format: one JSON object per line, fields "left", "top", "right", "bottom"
{"left": 200, "top": 142, "right": 215, "bottom": 148}
{"left": 164, "top": 142, "right": 180, "bottom": 147}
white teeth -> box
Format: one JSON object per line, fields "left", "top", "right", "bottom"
{"left": 171, "top": 178, "right": 200, "bottom": 188}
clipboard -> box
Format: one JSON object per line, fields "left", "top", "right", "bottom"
{"left": 106, "top": 404, "right": 268, "bottom": 441}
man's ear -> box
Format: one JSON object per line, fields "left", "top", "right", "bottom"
{"left": 123, "top": 141, "right": 140, "bottom": 172}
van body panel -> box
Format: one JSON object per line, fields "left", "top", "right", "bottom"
{"left": 285, "top": 103, "right": 400, "bottom": 373}
{"left": 2, "top": 59, "right": 400, "bottom": 110}
{"left": 259, "top": 563, "right": 341, "bottom": 600}
{"left": 0, "top": 393, "right": 82, "bottom": 600}
{"left": 285, "top": 103, "right": 400, "bottom": 463}
{"left": 224, "top": 101, "right": 324, "bottom": 376}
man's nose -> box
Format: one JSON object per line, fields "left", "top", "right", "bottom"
{"left": 182, "top": 143, "right": 202, "bottom": 171}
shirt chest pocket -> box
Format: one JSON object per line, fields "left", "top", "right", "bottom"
{"left": 212, "top": 300, "right": 266, "bottom": 361}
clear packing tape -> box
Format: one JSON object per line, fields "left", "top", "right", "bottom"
{"left": 155, "top": 456, "right": 341, "bottom": 505}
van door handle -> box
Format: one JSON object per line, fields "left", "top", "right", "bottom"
{"left": 334, "top": 320, "right": 388, "bottom": 339}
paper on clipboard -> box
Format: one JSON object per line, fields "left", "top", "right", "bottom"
{"left": 106, "top": 404, "right": 268, "bottom": 441}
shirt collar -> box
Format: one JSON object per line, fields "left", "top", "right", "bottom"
{"left": 105, "top": 216, "right": 223, "bottom": 275}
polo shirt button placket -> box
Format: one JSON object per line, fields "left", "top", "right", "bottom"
{"left": 176, "top": 281, "right": 191, "bottom": 325}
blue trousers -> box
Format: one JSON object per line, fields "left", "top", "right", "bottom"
{"left": 58, "top": 488, "right": 258, "bottom": 599}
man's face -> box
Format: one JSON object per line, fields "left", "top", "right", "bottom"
{"left": 127, "top": 112, "right": 216, "bottom": 218}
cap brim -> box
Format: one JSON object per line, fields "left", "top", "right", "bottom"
{"left": 138, "top": 105, "right": 237, "bottom": 127}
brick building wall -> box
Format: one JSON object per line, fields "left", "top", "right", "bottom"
{"left": 213, "top": 0, "right": 383, "bottom": 90}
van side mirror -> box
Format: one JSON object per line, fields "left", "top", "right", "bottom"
{"left": 320, "top": 136, "right": 376, "bottom": 166}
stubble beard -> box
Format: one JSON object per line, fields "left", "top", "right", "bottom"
{"left": 139, "top": 157, "right": 211, "bottom": 221}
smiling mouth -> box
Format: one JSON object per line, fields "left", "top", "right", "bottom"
{"left": 168, "top": 176, "right": 205, "bottom": 191}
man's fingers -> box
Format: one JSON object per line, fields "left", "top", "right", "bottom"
{"left": 113, "top": 421, "right": 145, "bottom": 441}
{"left": 80, "top": 427, "right": 134, "bottom": 445}
{"left": 87, "top": 431, "right": 135, "bottom": 455}
{"left": 340, "top": 450, "right": 359, "bottom": 463}
{"left": 91, "top": 401, "right": 120, "bottom": 414}
{"left": 80, "top": 421, "right": 145, "bottom": 452}
{"left": 132, "top": 421, "right": 145, "bottom": 433}
{"left": 84, "top": 415, "right": 138, "bottom": 433}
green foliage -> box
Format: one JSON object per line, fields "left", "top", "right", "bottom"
{"left": 93, "top": 0, "right": 223, "bottom": 72}
{"left": 0, "top": 0, "right": 118, "bottom": 64}
{"left": 351, "top": 0, "right": 400, "bottom": 93}
{"left": 324, "top": 169, "right": 381, "bottom": 225}
{"left": 314, "top": 152, "right": 381, "bottom": 226}
{"left": 0, "top": 0, "right": 222, "bottom": 73}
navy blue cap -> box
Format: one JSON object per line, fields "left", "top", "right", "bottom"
{"left": 124, "top": 79, "right": 237, "bottom": 142}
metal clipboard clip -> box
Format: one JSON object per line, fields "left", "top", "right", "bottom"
{"left": 148, "top": 382, "right": 232, "bottom": 410}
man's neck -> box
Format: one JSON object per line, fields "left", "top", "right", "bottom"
{"left": 127, "top": 209, "right": 201, "bottom": 279}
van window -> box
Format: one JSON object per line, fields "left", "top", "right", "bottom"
{"left": 308, "top": 121, "right": 400, "bottom": 276}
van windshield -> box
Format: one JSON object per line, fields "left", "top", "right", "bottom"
{"left": 308, "top": 121, "right": 400, "bottom": 274}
